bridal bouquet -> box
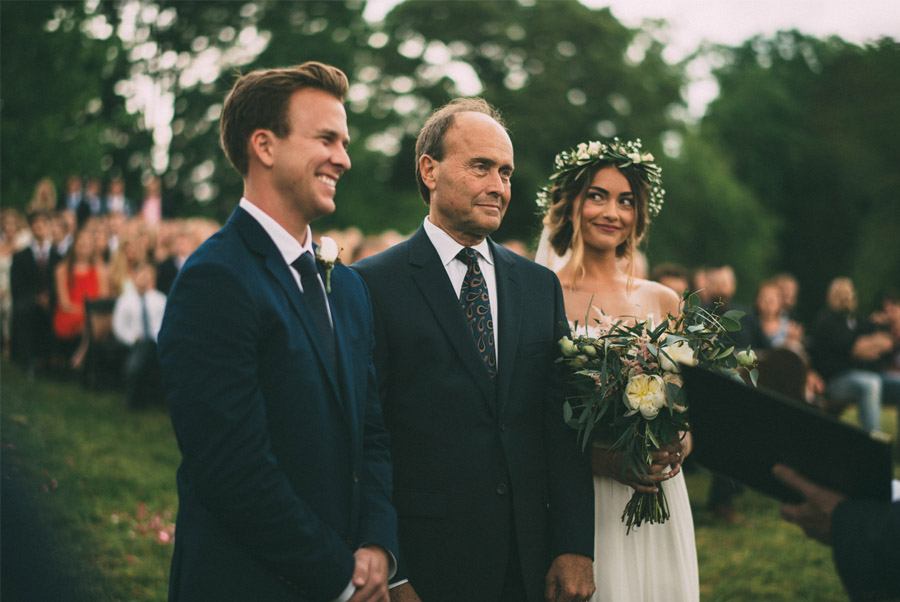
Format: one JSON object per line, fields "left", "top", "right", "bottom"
{"left": 556, "top": 293, "right": 757, "bottom": 533}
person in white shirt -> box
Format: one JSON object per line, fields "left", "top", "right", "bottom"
{"left": 112, "top": 262, "right": 166, "bottom": 407}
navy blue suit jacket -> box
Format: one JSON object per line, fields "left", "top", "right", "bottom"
{"left": 354, "top": 227, "right": 594, "bottom": 602}
{"left": 159, "top": 207, "right": 398, "bottom": 601}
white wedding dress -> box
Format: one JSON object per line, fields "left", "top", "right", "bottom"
{"left": 581, "top": 323, "right": 699, "bottom": 602}
{"left": 536, "top": 230, "right": 699, "bottom": 602}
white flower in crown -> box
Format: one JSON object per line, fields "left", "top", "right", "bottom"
{"left": 588, "top": 141, "right": 603, "bottom": 155}
{"left": 575, "top": 142, "right": 590, "bottom": 161}
{"left": 642, "top": 152, "right": 655, "bottom": 162}
{"left": 627, "top": 151, "right": 643, "bottom": 164}
{"left": 315, "top": 236, "right": 341, "bottom": 293}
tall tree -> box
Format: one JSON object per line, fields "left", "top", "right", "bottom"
{"left": 702, "top": 32, "right": 900, "bottom": 315}
{"left": 1, "top": 1, "right": 147, "bottom": 208}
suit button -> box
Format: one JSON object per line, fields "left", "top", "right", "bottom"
{"left": 496, "top": 483, "right": 508, "bottom": 495}
{"left": 352, "top": 471, "right": 359, "bottom": 483}
{"left": 500, "top": 423, "right": 508, "bottom": 432}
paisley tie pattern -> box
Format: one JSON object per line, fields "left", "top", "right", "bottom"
{"left": 457, "top": 247, "right": 496, "bottom": 378}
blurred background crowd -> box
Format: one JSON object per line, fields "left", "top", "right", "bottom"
{"left": 4, "top": 175, "right": 898, "bottom": 435}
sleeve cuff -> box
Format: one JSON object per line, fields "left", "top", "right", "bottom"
{"left": 332, "top": 579, "right": 355, "bottom": 602}
{"left": 389, "top": 579, "right": 409, "bottom": 589}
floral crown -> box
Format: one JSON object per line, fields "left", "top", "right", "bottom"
{"left": 535, "top": 138, "right": 665, "bottom": 217}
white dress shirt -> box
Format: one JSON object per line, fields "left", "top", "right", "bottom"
{"left": 239, "top": 197, "right": 332, "bottom": 325}
{"left": 240, "top": 197, "right": 394, "bottom": 601}
{"left": 423, "top": 216, "right": 500, "bottom": 362}
{"left": 112, "top": 287, "right": 167, "bottom": 345}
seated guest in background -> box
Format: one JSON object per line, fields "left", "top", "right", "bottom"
{"left": 76, "top": 177, "right": 105, "bottom": 227}
{"left": 155, "top": 226, "right": 196, "bottom": 295}
{"left": 0, "top": 210, "right": 24, "bottom": 358}
{"left": 63, "top": 175, "right": 83, "bottom": 213}
{"left": 105, "top": 177, "right": 132, "bottom": 217}
{"left": 810, "top": 277, "right": 892, "bottom": 433}
{"left": 28, "top": 177, "right": 59, "bottom": 214}
{"left": 109, "top": 225, "right": 154, "bottom": 296}
{"left": 10, "top": 211, "right": 54, "bottom": 374}
{"left": 869, "top": 289, "right": 900, "bottom": 406}
{"left": 692, "top": 266, "right": 712, "bottom": 305}
{"left": 112, "top": 262, "right": 165, "bottom": 407}
{"left": 773, "top": 272, "right": 801, "bottom": 320}
{"left": 651, "top": 262, "right": 690, "bottom": 298}
{"left": 139, "top": 176, "right": 162, "bottom": 226}
{"left": 53, "top": 228, "right": 109, "bottom": 369}
{"left": 52, "top": 211, "right": 74, "bottom": 257}
{"left": 746, "top": 280, "right": 805, "bottom": 353}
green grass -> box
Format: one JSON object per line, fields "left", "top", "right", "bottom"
{"left": 1, "top": 362, "right": 896, "bottom": 601}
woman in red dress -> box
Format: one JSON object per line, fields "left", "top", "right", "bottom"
{"left": 53, "top": 227, "right": 109, "bottom": 366}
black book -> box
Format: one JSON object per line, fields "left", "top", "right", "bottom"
{"left": 683, "top": 365, "right": 893, "bottom": 503}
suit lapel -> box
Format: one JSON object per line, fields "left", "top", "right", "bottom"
{"left": 231, "top": 208, "right": 343, "bottom": 406}
{"left": 407, "top": 228, "right": 496, "bottom": 411}
{"left": 323, "top": 265, "right": 358, "bottom": 432}
{"left": 491, "top": 241, "right": 521, "bottom": 415}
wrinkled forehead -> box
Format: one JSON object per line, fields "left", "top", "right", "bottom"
{"left": 445, "top": 112, "right": 513, "bottom": 160}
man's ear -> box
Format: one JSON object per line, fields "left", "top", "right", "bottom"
{"left": 248, "top": 129, "right": 276, "bottom": 169}
{"left": 419, "top": 154, "right": 439, "bottom": 193}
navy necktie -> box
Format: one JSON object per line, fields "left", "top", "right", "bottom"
{"left": 291, "top": 252, "right": 335, "bottom": 368}
{"left": 457, "top": 248, "right": 496, "bottom": 378}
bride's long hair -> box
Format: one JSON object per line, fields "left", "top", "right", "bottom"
{"left": 541, "top": 161, "right": 651, "bottom": 286}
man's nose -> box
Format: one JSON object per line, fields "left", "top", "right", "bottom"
{"left": 332, "top": 144, "right": 351, "bottom": 171}
{"left": 485, "top": 169, "right": 506, "bottom": 196}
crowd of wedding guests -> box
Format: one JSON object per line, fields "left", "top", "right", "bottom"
{"left": 4, "top": 177, "right": 899, "bottom": 429}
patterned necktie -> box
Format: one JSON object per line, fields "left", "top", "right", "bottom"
{"left": 291, "top": 252, "right": 336, "bottom": 368}
{"left": 457, "top": 247, "right": 497, "bottom": 378}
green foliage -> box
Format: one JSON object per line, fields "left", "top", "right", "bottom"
{"left": 0, "top": 1, "right": 149, "bottom": 209}
{"left": 648, "top": 134, "right": 780, "bottom": 302}
{"left": 701, "top": 32, "right": 900, "bottom": 317}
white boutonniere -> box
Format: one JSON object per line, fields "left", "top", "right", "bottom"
{"left": 315, "top": 236, "right": 341, "bottom": 293}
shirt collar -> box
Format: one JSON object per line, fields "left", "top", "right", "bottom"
{"left": 423, "top": 217, "right": 493, "bottom": 267}
{"left": 239, "top": 197, "right": 313, "bottom": 265}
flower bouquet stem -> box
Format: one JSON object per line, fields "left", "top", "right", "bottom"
{"left": 622, "top": 483, "right": 670, "bottom": 534}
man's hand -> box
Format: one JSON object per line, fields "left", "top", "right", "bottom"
{"left": 772, "top": 464, "right": 846, "bottom": 545}
{"left": 388, "top": 582, "right": 422, "bottom": 602}
{"left": 544, "top": 553, "right": 594, "bottom": 602}
{"left": 348, "top": 547, "right": 390, "bottom": 602}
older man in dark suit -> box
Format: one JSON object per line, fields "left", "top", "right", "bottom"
{"left": 354, "top": 99, "right": 594, "bottom": 602}
{"left": 159, "top": 62, "right": 397, "bottom": 602}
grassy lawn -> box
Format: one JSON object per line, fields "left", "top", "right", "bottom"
{"left": 1, "top": 361, "right": 896, "bottom": 601}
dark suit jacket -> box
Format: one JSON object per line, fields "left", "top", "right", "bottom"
{"left": 158, "top": 207, "right": 398, "bottom": 601}
{"left": 353, "top": 227, "right": 594, "bottom": 602}
{"left": 832, "top": 499, "right": 900, "bottom": 601}
{"left": 10, "top": 246, "right": 54, "bottom": 363}
{"left": 155, "top": 256, "right": 179, "bottom": 296}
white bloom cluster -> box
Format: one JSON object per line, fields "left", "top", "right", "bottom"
{"left": 624, "top": 374, "right": 667, "bottom": 419}
{"left": 536, "top": 137, "right": 665, "bottom": 218}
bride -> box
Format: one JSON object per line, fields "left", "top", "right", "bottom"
{"left": 535, "top": 139, "right": 699, "bottom": 601}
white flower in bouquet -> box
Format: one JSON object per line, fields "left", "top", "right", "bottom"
{"left": 658, "top": 340, "right": 697, "bottom": 373}
{"left": 735, "top": 348, "right": 757, "bottom": 367}
{"left": 624, "top": 374, "right": 667, "bottom": 419}
{"left": 559, "top": 337, "right": 578, "bottom": 357}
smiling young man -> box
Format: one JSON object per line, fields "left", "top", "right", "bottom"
{"left": 159, "top": 62, "right": 398, "bottom": 602}
{"left": 354, "top": 98, "right": 595, "bottom": 602}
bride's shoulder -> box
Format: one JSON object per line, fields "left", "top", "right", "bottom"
{"left": 632, "top": 278, "right": 681, "bottom": 314}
